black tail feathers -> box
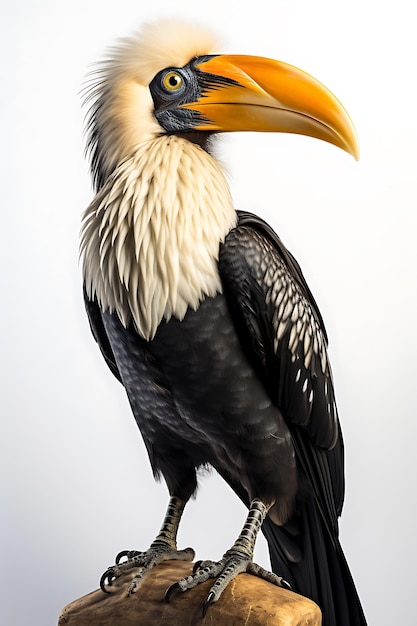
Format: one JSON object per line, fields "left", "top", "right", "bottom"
{"left": 262, "top": 497, "right": 367, "bottom": 626}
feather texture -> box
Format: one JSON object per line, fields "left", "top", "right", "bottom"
{"left": 82, "top": 20, "right": 219, "bottom": 190}
{"left": 80, "top": 135, "right": 236, "bottom": 339}
{"left": 80, "top": 20, "right": 235, "bottom": 339}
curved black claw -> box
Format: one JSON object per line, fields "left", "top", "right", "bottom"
{"left": 203, "top": 591, "right": 216, "bottom": 617}
{"left": 193, "top": 560, "right": 203, "bottom": 574}
{"left": 165, "top": 581, "right": 182, "bottom": 603}
{"left": 281, "top": 578, "right": 293, "bottom": 591}
{"left": 100, "top": 567, "right": 116, "bottom": 593}
{"left": 115, "top": 549, "right": 141, "bottom": 564}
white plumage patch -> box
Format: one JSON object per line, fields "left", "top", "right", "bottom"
{"left": 81, "top": 21, "right": 236, "bottom": 339}
{"left": 103, "top": 20, "right": 220, "bottom": 87}
{"left": 81, "top": 135, "right": 236, "bottom": 339}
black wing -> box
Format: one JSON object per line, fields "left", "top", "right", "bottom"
{"left": 219, "top": 211, "right": 344, "bottom": 540}
{"left": 83, "top": 286, "right": 122, "bottom": 384}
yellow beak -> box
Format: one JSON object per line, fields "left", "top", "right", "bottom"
{"left": 182, "top": 55, "right": 359, "bottom": 160}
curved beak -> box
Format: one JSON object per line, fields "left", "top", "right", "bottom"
{"left": 183, "top": 55, "right": 359, "bottom": 160}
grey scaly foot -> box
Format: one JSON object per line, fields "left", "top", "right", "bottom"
{"left": 165, "top": 548, "right": 290, "bottom": 614}
{"left": 100, "top": 495, "right": 194, "bottom": 595}
{"left": 100, "top": 541, "right": 195, "bottom": 594}
{"left": 165, "top": 499, "right": 292, "bottom": 613}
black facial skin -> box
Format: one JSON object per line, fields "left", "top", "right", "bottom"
{"left": 149, "top": 55, "right": 241, "bottom": 141}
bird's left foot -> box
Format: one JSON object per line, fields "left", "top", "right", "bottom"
{"left": 165, "top": 547, "right": 291, "bottom": 614}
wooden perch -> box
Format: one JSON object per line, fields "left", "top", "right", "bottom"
{"left": 58, "top": 560, "right": 321, "bottom": 625}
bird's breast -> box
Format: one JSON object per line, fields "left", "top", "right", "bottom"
{"left": 81, "top": 135, "right": 237, "bottom": 340}
{"left": 102, "top": 293, "right": 296, "bottom": 503}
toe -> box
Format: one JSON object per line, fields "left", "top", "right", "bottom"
{"left": 116, "top": 549, "right": 141, "bottom": 564}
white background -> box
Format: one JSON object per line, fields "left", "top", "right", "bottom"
{"left": 2, "top": 1, "right": 416, "bottom": 624}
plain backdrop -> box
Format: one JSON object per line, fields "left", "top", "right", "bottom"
{"left": 2, "top": 1, "right": 416, "bottom": 624}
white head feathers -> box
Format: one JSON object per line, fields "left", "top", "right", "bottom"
{"left": 102, "top": 20, "right": 220, "bottom": 87}
{"left": 84, "top": 21, "right": 220, "bottom": 190}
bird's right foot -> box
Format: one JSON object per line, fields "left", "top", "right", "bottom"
{"left": 100, "top": 541, "right": 195, "bottom": 596}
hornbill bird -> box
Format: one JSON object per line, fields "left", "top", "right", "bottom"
{"left": 80, "top": 20, "right": 367, "bottom": 625}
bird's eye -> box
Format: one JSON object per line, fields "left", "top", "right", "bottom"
{"left": 162, "top": 71, "right": 184, "bottom": 92}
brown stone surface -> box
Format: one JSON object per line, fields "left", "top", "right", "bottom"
{"left": 58, "top": 561, "right": 321, "bottom": 625}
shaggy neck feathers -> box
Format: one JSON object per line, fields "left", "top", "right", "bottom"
{"left": 81, "top": 135, "right": 236, "bottom": 339}
{"left": 81, "top": 21, "right": 236, "bottom": 339}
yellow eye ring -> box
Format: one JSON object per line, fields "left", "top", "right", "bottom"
{"left": 162, "top": 71, "right": 184, "bottom": 91}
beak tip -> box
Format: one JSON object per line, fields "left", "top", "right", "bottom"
{"left": 350, "top": 145, "right": 360, "bottom": 161}
{"left": 342, "top": 124, "right": 360, "bottom": 161}
{"left": 351, "top": 139, "right": 360, "bottom": 162}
